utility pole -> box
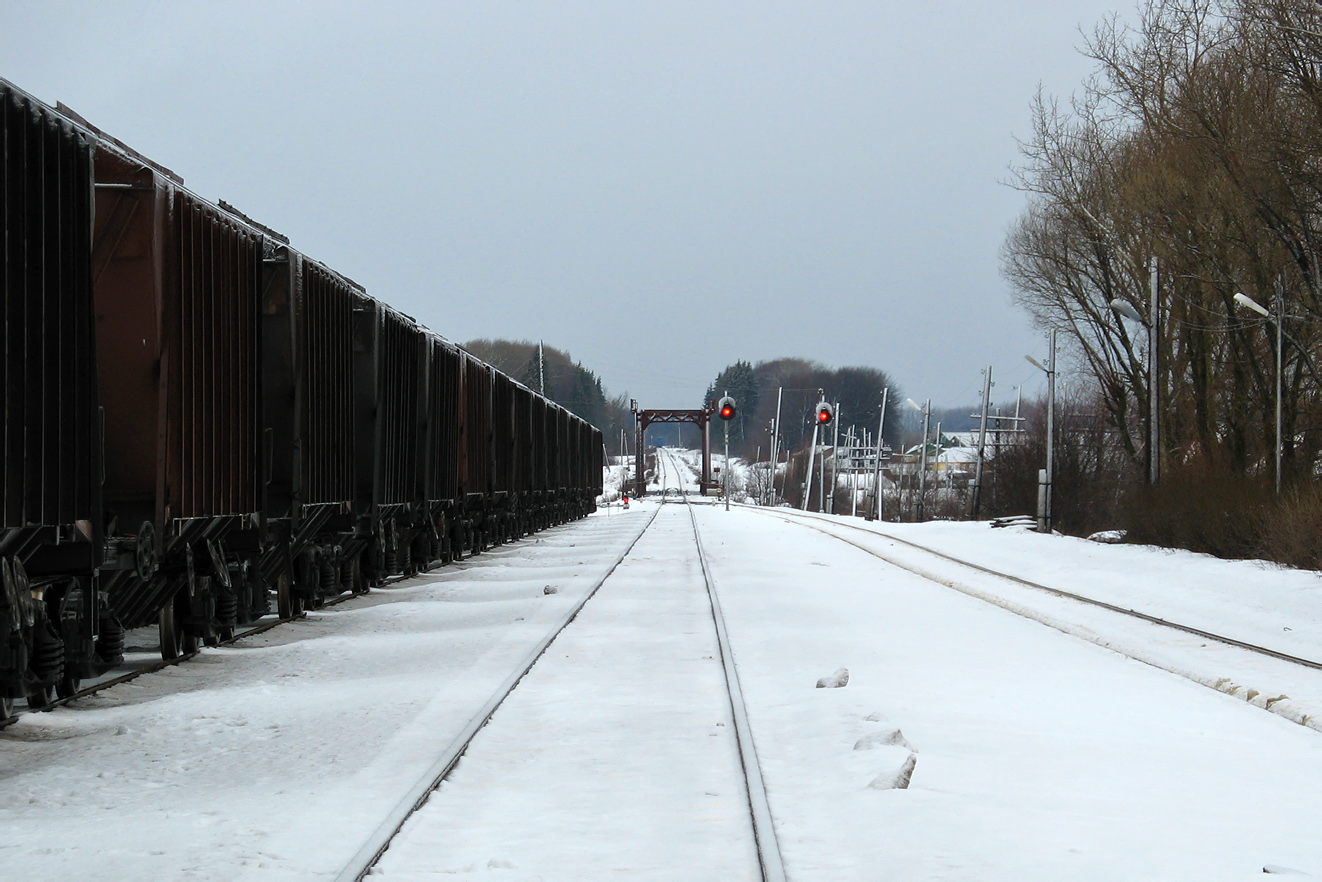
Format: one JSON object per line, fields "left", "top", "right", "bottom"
{"left": 1025, "top": 332, "right": 1057, "bottom": 532}
{"left": 770, "top": 387, "right": 783, "bottom": 505}
{"left": 1047, "top": 329, "right": 1056, "bottom": 531}
{"left": 1275, "top": 277, "right": 1284, "bottom": 496}
{"left": 934, "top": 420, "right": 942, "bottom": 507}
{"left": 802, "top": 389, "right": 824, "bottom": 511}
{"left": 848, "top": 427, "right": 858, "bottom": 517}
{"left": 801, "top": 420, "right": 820, "bottom": 511}
{"left": 968, "top": 366, "right": 992, "bottom": 519}
{"left": 1149, "top": 257, "right": 1160, "bottom": 486}
{"left": 917, "top": 399, "right": 930, "bottom": 522}
{"left": 869, "top": 388, "right": 888, "bottom": 521}
{"left": 826, "top": 403, "right": 841, "bottom": 514}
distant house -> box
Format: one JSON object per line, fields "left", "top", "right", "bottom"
{"left": 888, "top": 434, "right": 981, "bottom": 488}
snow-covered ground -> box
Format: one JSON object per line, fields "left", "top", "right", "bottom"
{"left": 4, "top": 461, "right": 1321, "bottom": 879}
{"left": 699, "top": 504, "right": 1322, "bottom": 879}
{"left": 771, "top": 510, "right": 1322, "bottom": 730}
{"left": 0, "top": 515, "right": 649, "bottom": 879}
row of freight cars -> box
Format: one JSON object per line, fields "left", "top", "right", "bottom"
{"left": 0, "top": 78, "right": 603, "bottom": 718}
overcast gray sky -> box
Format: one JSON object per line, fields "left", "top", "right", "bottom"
{"left": 3, "top": 1, "right": 1123, "bottom": 410}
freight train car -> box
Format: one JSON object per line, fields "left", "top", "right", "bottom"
{"left": 0, "top": 78, "right": 603, "bottom": 718}
{"left": 0, "top": 82, "right": 110, "bottom": 714}
{"left": 89, "top": 133, "right": 268, "bottom": 661}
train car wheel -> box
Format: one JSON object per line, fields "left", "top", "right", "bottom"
{"left": 27, "top": 616, "right": 64, "bottom": 707}
{"left": 56, "top": 672, "right": 82, "bottom": 699}
{"left": 159, "top": 594, "right": 185, "bottom": 660}
{"left": 25, "top": 682, "right": 53, "bottom": 709}
{"left": 276, "top": 572, "right": 302, "bottom": 619}
{"left": 348, "top": 555, "right": 366, "bottom": 594}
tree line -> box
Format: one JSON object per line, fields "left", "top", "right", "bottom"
{"left": 1004, "top": 0, "right": 1322, "bottom": 562}
{"left": 704, "top": 358, "right": 903, "bottom": 458}
{"left": 463, "top": 339, "right": 633, "bottom": 443}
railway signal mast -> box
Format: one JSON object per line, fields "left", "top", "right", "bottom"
{"left": 802, "top": 394, "right": 834, "bottom": 511}
{"left": 717, "top": 394, "right": 737, "bottom": 511}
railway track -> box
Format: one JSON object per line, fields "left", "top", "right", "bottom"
{"left": 764, "top": 507, "right": 1322, "bottom": 670}
{"left": 757, "top": 506, "right": 1322, "bottom": 731}
{"left": 0, "top": 579, "right": 407, "bottom": 729}
{"left": 344, "top": 454, "right": 784, "bottom": 880}
{"left": 654, "top": 446, "right": 784, "bottom": 878}
{"left": 335, "top": 504, "right": 661, "bottom": 881}
{"left": 680, "top": 491, "right": 785, "bottom": 881}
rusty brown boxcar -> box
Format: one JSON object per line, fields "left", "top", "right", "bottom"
{"left": 89, "top": 135, "right": 266, "bottom": 658}
{"left": 421, "top": 336, "right": 461, "bottom": 562}
{"left": 351, "top": 300, "right": 428, "bottom": 584}
{"left": 457, "top": 350, "right": 493, "bottom": 552}
{"left": 490, "top": 369, "right": 515, "bottom": 541}
{"left": 0, "top": 79, "right": 109, "bottom": 711}
{"left": 510, "top": 383, "right": 535, "bottom": 535}
{"left": 260, "top": 243, "right": 362, "bottom": 616}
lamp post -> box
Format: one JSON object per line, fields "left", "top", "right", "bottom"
{"left": 1109, "top": 257, "right": 1161, "bottom": 485}
{"left": 1235, "top": 286, "right": 1285, "bottom": 495}
{"left": 1024, "top": 329, "right": 1056, "bottom": 534}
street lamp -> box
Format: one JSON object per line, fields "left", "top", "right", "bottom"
{"left": 1234, "top": 288, "right": 1284, "bottom": 495}
{"left": 1024, "top": 330, "right": 1056, "bottom": 533}
{"left": 1109, "top": 257, "right": 1161, "bottom": 485}
{"left": 906, "top": 398, "right": 930, "bottom": 521}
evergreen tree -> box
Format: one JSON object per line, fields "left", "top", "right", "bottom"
{"left": 705, "top": 360, "right": 760, "bottom": 447}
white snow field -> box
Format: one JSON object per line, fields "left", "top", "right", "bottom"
{"left": 3, "top": 483, "right": 1322, "bottom": 879}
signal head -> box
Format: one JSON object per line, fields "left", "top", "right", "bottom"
{"left": 717, "top": 395, "right": 737, "bottom": 421}
{"left": 816, "top": 402, "right": 834, "bottom": 425}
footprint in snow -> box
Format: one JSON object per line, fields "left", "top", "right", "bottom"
{"left": 816, "top": 668, "right": 848, "bottom": 688}
{"left": 868, "top": 752, "right": 918, "bottom": 791}
{"left": 854, "top": 728, "right": 914, "bottom": 752}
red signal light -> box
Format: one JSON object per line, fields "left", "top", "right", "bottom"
{"left": 816, "top": 402, "right": 834, "bottom": 425}
{"left": 717, "top": 396, "right": 737, "bottom": 421}
{"left": 720, "top": 405, "right": 733, "bottom": 419}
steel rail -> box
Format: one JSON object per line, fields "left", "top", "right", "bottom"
{"left": 335, "top": 503, "right": 662, "bottom": 882}
{"left": 677, "top": 459, "right": 786, "bottom": 882}
{"left": 762, "top": 507, "right": 1322, "bottom": 671}
{"left": 0, "top": 578, "right": 397, "bottom": 728}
